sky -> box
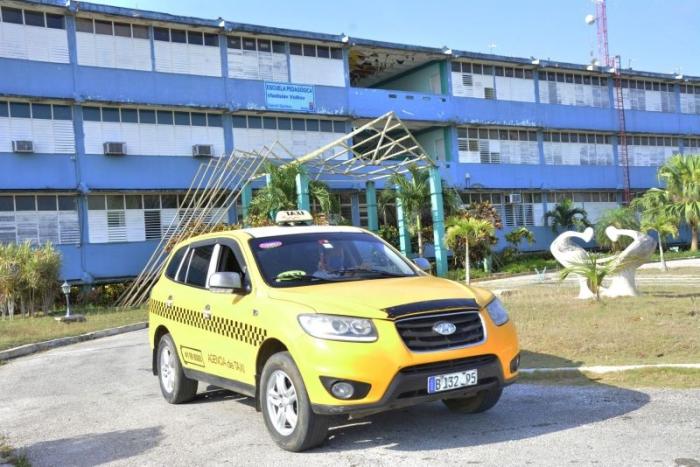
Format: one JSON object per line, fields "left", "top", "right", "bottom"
{"left": 91, "top": 0, "right": 700, "bottom": 76}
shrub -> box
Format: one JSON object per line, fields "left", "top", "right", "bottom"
{"left": 0, "top": 241, "right": 62, "bottom": 318}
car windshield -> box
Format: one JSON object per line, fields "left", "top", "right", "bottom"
{"left": 249, "top": 231, "right": 417, "bottom": 287}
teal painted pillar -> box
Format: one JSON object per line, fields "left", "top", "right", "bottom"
{"left": 295, "top": 172, "right": 310, "bottom": 211}
{"left": 365, "top": 181, "right": 378, "bottom": 233}
{"left": 395, "top": 190, "right": 412, "bottom": 257}
{"left": 428, "top": 166, "right": 448, "bottom": 277}
{"left": 241, "top": 185, "right": 253, "bottom": 226}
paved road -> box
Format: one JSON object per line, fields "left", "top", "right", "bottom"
{"left": 1, "top": 330, "right": 698, "bottom": 467}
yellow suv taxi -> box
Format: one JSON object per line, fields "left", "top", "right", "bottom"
{"left": 149, "top": 211, "right": 519, "bottom": 451}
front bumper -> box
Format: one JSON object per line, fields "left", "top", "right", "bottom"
{"left": 311, "top": 354, "right": 516, "bottom": 417}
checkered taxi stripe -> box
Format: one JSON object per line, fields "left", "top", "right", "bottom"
{"left": 150, "top": 299, "right": 267, "bottom": 346}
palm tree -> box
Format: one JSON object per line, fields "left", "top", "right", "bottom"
{"left": 0, "top": 243, "right": 22, "bottom": 320}
{"left": 386, "top": 165, "right": 430, "bottom": 257}
{"left": 544, "top": 198, "right": 591, "bottom": 234}
{"left": 247, "top": 163, "right": 334, "bottom": 224}
{"left": 504, "top": 227, "right": 536, "bottom": 251}
{"left": 444, "top": 217, "right": 495, "bottom": 285}
{"left": 384, "top": 165, "right": 460, "bottom": 257}
{"left": 631, "top": 190, "right": 679, "bottom": 271}
{"left": 641, "top": 214, "right": 678, "bottom": 271}
{"left": 594, "top": 206, "right": 639, "bottom": 252}
{"left": 655, "top": 154, "right": 700, "bottom": 251}
{"left": 560, "top": 254, "right": 618, "bottom": 301}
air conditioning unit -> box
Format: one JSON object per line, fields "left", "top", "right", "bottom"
{"left": 12, "top": 140, "right": 34, "bottom": 153}
{"left": 507, "top": 193, "right": 522, "bottom": 204}
{"left": 103, "top": 142, "right": 126, "bottom": 155}
{"left": 192, "top": 144, "right": 214, "bottom": 157}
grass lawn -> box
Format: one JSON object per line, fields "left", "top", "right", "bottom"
{"left": 0, "top": 306, "right": 147, "bottom": 352}
{"left": 520, "top": 367, "right": 700, "bottom": 389}
{"left": 502, "top": 281, "right": 700, "bottom": 369}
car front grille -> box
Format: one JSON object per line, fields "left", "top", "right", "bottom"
{"left": 395, "top": 311, "right": 485, "bottom": 352}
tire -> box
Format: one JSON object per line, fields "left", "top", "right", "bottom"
{"left": 157, "top": 333, "right": 198, "bottom": 404}
{"left": 260, "top": 352, "right": 330, "bottom": 452}
{"left": 442, "top": 387, "right": 503, "bottom": 414}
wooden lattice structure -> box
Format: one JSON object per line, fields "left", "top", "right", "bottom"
{"left": 117, "top": 111, "right": 439, "bottom": 307}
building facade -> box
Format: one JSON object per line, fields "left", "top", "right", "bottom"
{"left": 1, "top": 0, "right": 699, "bottom": 282}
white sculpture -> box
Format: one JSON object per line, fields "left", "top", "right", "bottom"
{"left": 550, "top": 227, "right": 597, "bottom": 299}
{"left": 601, "top": 226, "right": 657, "bottom": 298}
{"left": 550, "top": 226, "right": 656, "bottom": 299}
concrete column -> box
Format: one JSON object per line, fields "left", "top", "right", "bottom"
{"left": 428, "top": 166, "right": 448, "bottom": 277}
{"left": 241, "top": 185, "right": 252, "bottom": 226}
{"left": 365, "top": 181, "right": 378, "bottom": 233}
{"left": 295, "top": 172, "right": 310, "bottom": 211}
{"left": 395, "top": 190, "right": 412, "bottom": 257}
{"left": 350, "top": 192, "right": 361, "bottom": 226}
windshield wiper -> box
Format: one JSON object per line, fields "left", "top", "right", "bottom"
{"left": 275, "top": 272, "right": 332, "bottom": 283}
{"left": 326, "top": 267, "right": 410, "bottom": 278}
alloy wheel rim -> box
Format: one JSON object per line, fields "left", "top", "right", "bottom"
{"left": 160, "top": 346, "right": 175, "bottom": 393}
{"left": 266, "top": 370, "right": 298, "bottom": 436}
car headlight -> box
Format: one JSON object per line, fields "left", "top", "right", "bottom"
{"left": 298, "top": 314, "right": 378, "bottom": 342}
{"left": 486, "top": 298, "right": 509, "bottom": 326}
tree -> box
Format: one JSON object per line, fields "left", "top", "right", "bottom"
{"left": 655, "top": 154, "right": 700, "bottom": 251}
{"left": 384, "top": 165, "right": 460, "bottom": 257}
{"left": 642, "top": 214, "right": 678, "bottom": 271}
{"left": 0, "top": 243, "right": 22, "bottom": 319}
{"left": 247, "top": 163, "right": 334, "bottom": 224}
{"left": 631, "top": 190, "right": 679, "bottom": 271}
{"left": 504, "top": 227, "right": 536, "bottom": 251}
{"left": 544, "top": 199, "right": 591, "bottom": 233}
{"left": 560, "top": 254, "right": 619, "bottom": 301}
{"left": 445, "top": 217, "right": 495, "bottom": 285}
{"left": 594, "top": 206, "right": 639, "bottom": 252}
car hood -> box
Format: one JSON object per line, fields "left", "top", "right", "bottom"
{"left": 266, "top": 276, "right": 495, "bottom": 319}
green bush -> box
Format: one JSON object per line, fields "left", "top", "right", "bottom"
{"left": 0, "top": 241, "right": 62, "bottom": 318}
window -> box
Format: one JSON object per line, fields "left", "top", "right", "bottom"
{"left": 82, "top": 105, "right": 222, "bottom": 127}
{"left": 215, "top": 244, "right": 245, "bottom": 279}
{"left": 0, "top": 194, "right": 80, "bottom": 245}
{"left": 184, "top": 245, "right": 215, "bottom": 287}
{"left": 24, "top": 10, "right": 45, "bottom": 27}
{"left": 1, "top": 7, "right": 24, "bottom": 24}
{"left": 94, "top": 20, "right": 112, "bottom": 35}
{"left": 457, "top": 126, "right": 539, "bottom": 165}
{"left": 10, "top": 103, "right": 30, "bottom": 118}
{"left": 165, "top": 246, "right": 188, "bottom": 280}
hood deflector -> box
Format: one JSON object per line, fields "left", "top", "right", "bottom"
{"left": 383, "top": 298, "right": 480, "bottom": 319}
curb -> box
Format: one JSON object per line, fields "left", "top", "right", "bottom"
{"left": 0, "top": 322, "right": 148, "bottom": 362}
{"left": 520, "top": 363, "right": 700, "bottom": 375}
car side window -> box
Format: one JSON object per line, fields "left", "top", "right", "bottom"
{"left": 165, "top": 246, "right": 187, "bottom": 281}
{"left": 184, "top": 244, "right": 215, "bottom": 288}
{"left": 216, "top": 245, "right": 243, "bottom": 275}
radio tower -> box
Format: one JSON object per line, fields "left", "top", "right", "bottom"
{"left": 586, "top": 0, "right": 631, "bottom": 203}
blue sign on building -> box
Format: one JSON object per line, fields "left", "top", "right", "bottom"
{"left": 264, "top": 82, "right": 315, "bottom": 112}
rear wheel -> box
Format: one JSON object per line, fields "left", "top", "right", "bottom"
{"left": 260, "top": 352, "right": 330, "bottom": 451}
{"left": 157, "top": 333, "right": 198, "bottom": 404}
{"left": 442, "top": 387, "right": 503, "bottom": 414}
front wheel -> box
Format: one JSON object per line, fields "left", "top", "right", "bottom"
{"left": 260, "top": 352, "right": 330, "bottom": 451}
{"left": 442, "top": 387, "right": 503, "bottom": 414}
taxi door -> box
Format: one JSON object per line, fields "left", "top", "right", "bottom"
{"left": 199, "top": 238, "right": 264, "bottom": 389}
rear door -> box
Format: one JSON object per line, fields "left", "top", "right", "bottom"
{"left": 164, "top": 241, "right": 217, "bottom": 373}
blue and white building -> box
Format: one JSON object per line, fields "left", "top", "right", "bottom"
{"left": 1, "top": 0, "right": 699, "bottom": 282}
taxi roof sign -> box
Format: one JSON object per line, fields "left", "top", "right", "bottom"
{"left": 275, "top": 210, "right": 313, "bottom": 225}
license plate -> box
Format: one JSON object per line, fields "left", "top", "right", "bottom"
{"left": 427, "top": 369, "right": 478, "bottom": 394}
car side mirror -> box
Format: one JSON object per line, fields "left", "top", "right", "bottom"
{"left": 413, "top": 257, "right": 431, "bottom": 273}
{"left": 209, "top": 272, "right": 243, "bottom": 293}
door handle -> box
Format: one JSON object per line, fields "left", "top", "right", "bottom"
{"left": 202, "top": 304, "right": 212, "bottom": 320}
{"left": 165, "top": 295, "right": 174, "bottom": 308}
